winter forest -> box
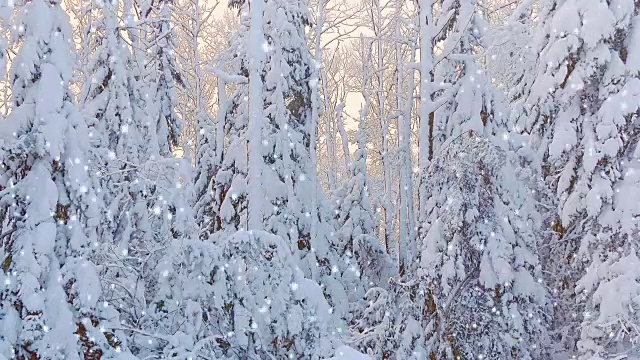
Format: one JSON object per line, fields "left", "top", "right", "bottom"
{"left": 0, "top": 0, "right": 639, "bottom": 357}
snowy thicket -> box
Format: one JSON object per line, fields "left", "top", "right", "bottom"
{"left": 349, "top": 278, "right": 422, "bottom": 359}
{"left": 0, "top": 0, "right": 639, "bottom": 359}
{"left": 78, "top": 0, "right": 196, "bottom": 356}
{"left": 485, "top": 1, "right": 539, "bottom": 104}
{"left": 206, "top": 230, "right": 338, "bottom": 359}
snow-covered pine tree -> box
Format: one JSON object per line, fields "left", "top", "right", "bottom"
{"left": 255, "top": 0, "right": 316, "bottom": 250}
{"left": 416, "top": 0, "right": 505, "bottom": 277}
{"left": 259, "top": 0, "right": 349, "bottom": 320}
{"left": 193, "top": 105, "right": 220, "bottom": 239}
{"left": 331, "top": 132, "right": 380, "bottom": 299}
{"left": 499, "top": 1, "right": 576, "bottom": 355}
{"left": 0, "top": 0, "right": 134, "bottom": 357}
{"left": 344, "top": 72, "right": 399, "bottom": 341}
{"left": 206, "top": 230, "right": 337, "bottom": 359}
{"left": 147, "top": 0, "right": 183, "bottom": 157}
{"left": 331, "top": 125, "right": 374, "bottom": 250}
{"left": 213, "top": 0, "right": 348, "bottom": 319}
{"left": 330, "top": 48, "right": 384, "bottom": 300}
{"left": 80, "top": 0, "right": 154, "bottom": 323}
{"left": 418, "top": 131, "right": 549, "bottom": 359}
{"left": 349, "top": 278, "right": 425, "bottom": 359}
{"left": 209, "top": 8, "right": 250, "bottom": 234}
{"left": 516, "top": 0, "right": 640, "bottom": 357}
{"left": 80, "top": 0, "right": 142, "bottom": 240}
{"left": 431, "top": 0, "right": 502, "bottom": 153}
{"left": 191, "top": 0, "right": 220, "bottom": 241}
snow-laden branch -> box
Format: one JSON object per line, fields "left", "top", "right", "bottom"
{"left": 204, "top": 66, "right": 248, "bottom": 84}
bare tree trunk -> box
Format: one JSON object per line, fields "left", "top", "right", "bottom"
{"left": 247, "top": 0, "right": 265, "bottom": 230}
{"left": 396, "top": 0, "right": 411, "bottom": 276}
{"left": 309, "top": 0, "right": 325, "bottom": 246}
{"left": 418, "top": 0, "right": 434, "bottom": 223}
{"left": 373, "top": 0, "right": 395, "bottom": 263}
{"left": 335, "top": 103, "right": 350, "bottom": 172}
{"left": 404, "top": 40, "right": 418, "bottom": 272}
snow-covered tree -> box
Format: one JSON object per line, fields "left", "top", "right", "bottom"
{"left": 147, "top": 0, "right": 183, "bottom": 157}
{"left": 259, "top": 0, "right": 349, "bottom": 319}
{"left": 331, "top": 126, "right": 377, "bottom": 300}
{"left": 515, "top": 0, "right": 640, "bottom": 357}
{"left": 193, "top": 104, "right": 219, "bottom": 239}
{"left": 0, "top": 0, "right": 134, "bottom": 357}
{"left": 94, "top": 149, "right": 196, "bottom": 357}
{"left": 417, "top": 0, "right": 505, "bottom": 276}
{"left": 349, "top": 285, "right": 402, "bottom": 359}
{"left": 79, "top": 1, "right": 196, "bottom": 356}
{"left": 418, "top": 132, "right": 549, "bottom": 359}
{"left": 484, "top": 0, "right": 539, "bottom": 105}
{"left": 362, "top": 0, "right": 396, "bottom": 269}
{"left": 186, "top": 0, "right": 220, "bottom": 240}
{"left": 394, "top": 0, "right": 418, "bottom": 281}
{"left": 94, "top": 109, "right": 195, "bottom": 357}
{"left": 253, "top": 0, "right": 318, "bottom": 248}
{"left": 207, "top": 230, "right": 338, "bottom": 359}
{"left": 209, "top": 10, "right": 250, "bottom": 234}
{"left": 80, "top": 0, "right": 140, "bottom": 240}
{"left": 331, "top": 77, "right": 391, "bottom": 300}
{"left": 352, "top": 235, "right": 395, "bottom": 290}
{"left": 430, "top": 0, "right": 503, "bottom": 154}
{"left": 349, "top": 278, "right": 425, "bottom": 359}
{"left": 173, "top": 0, "right": 220, "bottom": 152}
{"left": 213, "top": 0, "right": 347, "bottom": 317}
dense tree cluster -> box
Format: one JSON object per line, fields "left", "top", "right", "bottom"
{"left": 0, "top": 0, "right": 638, "bottom": 359}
